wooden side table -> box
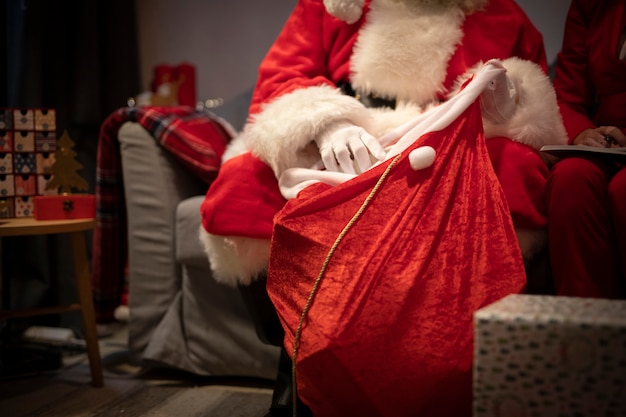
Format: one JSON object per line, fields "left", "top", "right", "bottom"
{"left": 0, "top": 217, "right": 103, "bottom": 387}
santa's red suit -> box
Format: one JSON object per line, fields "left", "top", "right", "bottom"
{"left": 200, "top": 0, "right": 565, "bottom": 285}
{"left": 199, "top": 1, "right": 567, "bottom": 415}
{"left": 547, "top": 0, "right": 626, "bottom": 298}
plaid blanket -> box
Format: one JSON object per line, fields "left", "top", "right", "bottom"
{"left": 92, "top": 106, "right": 233, "bottom": 323}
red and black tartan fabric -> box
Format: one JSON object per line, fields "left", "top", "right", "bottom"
{"left": 92, "top": 105, "right": 232, "bottom": 323}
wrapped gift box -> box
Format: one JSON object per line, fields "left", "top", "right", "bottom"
{"left": 33, "top": 194, "right": 95, "bottom": 220}
{"left": 474, "top": 294, "right": 626, "bottom": 417}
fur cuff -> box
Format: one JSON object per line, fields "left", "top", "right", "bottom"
{"left": 245, "top": 85, "right": 372, "bottom": 177}
{"left": 483, "top": 57, "right": 568, "bottom": 149}
{"left": 199, "top": 227, "right": 270, "bottom": 287}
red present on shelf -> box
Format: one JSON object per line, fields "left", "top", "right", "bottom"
{"left": 33, "top": 194, "right": 95, "bottom": 220}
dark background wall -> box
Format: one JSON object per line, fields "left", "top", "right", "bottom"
{"left": 1, "top": 0, "right": 141, "bottom": 334}
{"left": 2, "top": 0, "right": 140, "bottom": 191}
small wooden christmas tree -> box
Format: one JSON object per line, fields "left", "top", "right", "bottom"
{"left": 45, "top": 130, "right": 89, "bottom": 194}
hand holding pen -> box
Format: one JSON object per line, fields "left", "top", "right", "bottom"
{"left": 573, "top": 126, "right": 626, "bottom": 148}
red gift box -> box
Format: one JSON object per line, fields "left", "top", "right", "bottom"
{"left": 33, "top": 194, "right": 95, "bottom": 220}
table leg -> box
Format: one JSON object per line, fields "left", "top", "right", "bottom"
{"left": 69, "top": 231, "right": 103, "bottom": 387}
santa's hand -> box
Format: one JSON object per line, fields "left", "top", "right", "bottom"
{"left": 573, "top": 126, "right": 626, "bottom": 148}
{"left": 315, "top": 122, "right": 386, "bottom": 174}
{"left": 480, "top": 66, "right": 518, "bottom": 124}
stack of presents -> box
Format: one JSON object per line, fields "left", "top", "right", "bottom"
{"left": 0, "top": 108, "right": 58, "bottom": 218}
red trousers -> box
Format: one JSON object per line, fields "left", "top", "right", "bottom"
{"left": 485, "top": 137, "right": 548, "bottom": 229}
{"left": 546, "top": 157, "right": 626, "bottom": 298}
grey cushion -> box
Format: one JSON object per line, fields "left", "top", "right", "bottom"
{"left": 176, "top": 195, "right": 210, "bottom": 267}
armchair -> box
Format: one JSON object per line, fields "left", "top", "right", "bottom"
{"left": 116, "top": 120, "right": 280, "bottom": 379}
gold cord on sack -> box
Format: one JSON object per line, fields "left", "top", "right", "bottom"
{"left": 291, "top": 154, "right": 403, "bottom": 416}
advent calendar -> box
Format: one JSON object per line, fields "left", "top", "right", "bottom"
{"left": 0, "top": 108, "right": 58, "bottom": 218}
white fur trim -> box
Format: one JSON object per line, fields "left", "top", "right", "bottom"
{"left": 361, "top": 104, "right": 425, "bottom": 139}
{"left": 351, "top": 1, "right": 465, "bottom": 104}
{"left": 483, "top": 57, "right": 568, "bottom": 149}
{"left": 324, "top": 0, "right": 365, "bottom": 23}
{"left": 279, "top": 168, "right": 355, "bottom": 199}
{"left": 245, "top": 85, "right": 371, "bottom": 177}
{"left": 199, "top": 228, "right": 270, "bottom": 287}
{"left": 221, "top": 134, "right": 249, "bottom": 163}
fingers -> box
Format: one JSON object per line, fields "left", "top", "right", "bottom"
{"left": 360, "top": 131, "right": 387, "bottom": 160}
{"left": 600, "top": 126, "right": 626, "bottom": 147}
{"left": 603, "top": 135, "right": 616, "bottom": 148}
{"left": 319, "top": 143, "right": 340, "bottom": 172}
{"left": 333, "top": 140, "right": 357, "bottom": 174}
{"left": 350, "top": 130, "right": 387, "bottom": 173}
{"left": 320, "top": 139, "right": 358, "bottom": 174}
{"left": 480, "top": 70, "right": 517, "bottom": 124}
{"left": 574, "top": 127, "right": 622, "bottom": 148}
{"left": 348, "top": 135, "right": 370, "bottom": 174}
{"left": 317, "top": 126, "right": 385, "bottom": 174}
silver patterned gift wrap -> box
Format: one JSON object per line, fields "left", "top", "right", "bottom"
{"left": 473, "top": 294, "right": 626, "bottom": 417}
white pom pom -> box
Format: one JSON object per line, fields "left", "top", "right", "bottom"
{"left": 323, "top": 0, "right": 365, "bottom": 24}
{"left": 408, "top": 146, "right": 436, "bottom": 171}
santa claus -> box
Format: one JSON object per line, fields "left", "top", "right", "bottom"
{"left": 200, "top": 0, "right": 566, "bottom": 286}
{"left": 200, "top": 1, "right": 567, "bottom": 415}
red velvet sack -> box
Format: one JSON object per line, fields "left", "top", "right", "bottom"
{"left": 267, "top": 102, "right": 527, "bottom": 417}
